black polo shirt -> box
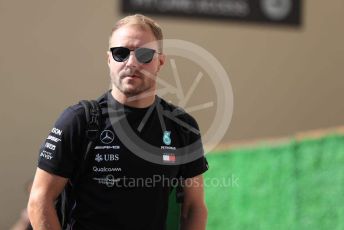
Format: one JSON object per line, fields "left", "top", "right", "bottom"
{"left": 38, "top": 91, "right": 208, "bottom": 230}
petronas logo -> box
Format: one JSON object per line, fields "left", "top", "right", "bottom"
{"left": 163, "top": 131, "right": 171, "bottom": 145}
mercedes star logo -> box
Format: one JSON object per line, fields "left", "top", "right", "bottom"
{"left": 100, "top": 130, "right": 115, "bottom": 144}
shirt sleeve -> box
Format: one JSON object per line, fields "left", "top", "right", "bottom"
{"left": 38, "top": 106, "right": 83, "bottom": 178}
{"left": 177, "top": 114, "right": 209, "bottom": 179}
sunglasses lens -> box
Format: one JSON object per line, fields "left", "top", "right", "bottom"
{"left": 111, "top": 47, "right": 130, "bottom": 62}
{"left": 110, "top": 47, "right": 156, "bottom": 63}
{"left": 135, "top": 48, "right": 155, "bottom": 64}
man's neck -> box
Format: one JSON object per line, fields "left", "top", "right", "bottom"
{"left": 111, "top": 89, "right": 156, "bottom": 108}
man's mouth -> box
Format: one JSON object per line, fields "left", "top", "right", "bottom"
{"left": 124, "top": 74, "right": 141, "bottom": 79}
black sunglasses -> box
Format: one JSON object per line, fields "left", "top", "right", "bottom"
{"left": 110, "top": 47, "right": 160, "bottom": 64}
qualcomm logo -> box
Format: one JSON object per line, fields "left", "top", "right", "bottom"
{"left": 93, "top": 166, "right": 122, "bottom": 173}
{"left": 100, "top": 130, "right": 115, "bottom": 144}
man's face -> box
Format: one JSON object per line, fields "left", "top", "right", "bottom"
{"left": 108, "top": 25, "right": 164, "bottom": 98}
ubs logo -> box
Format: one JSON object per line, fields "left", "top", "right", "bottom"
{"left": 100, "top": 130, "right": 115, "bottom": 144}
{"left": 95, "top": 153, "right": 119, "bottom": 162}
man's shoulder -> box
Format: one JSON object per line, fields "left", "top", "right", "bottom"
{"left": 63, "top": 92, "right": 108, "bottom": 120}
{"left": 50, "top": 103, "right": 85, "bottom": 131}
{"left": 63, "top": 103, "right": 85, "bottom": 119}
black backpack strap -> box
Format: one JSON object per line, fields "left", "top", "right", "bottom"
{"left": 79, "top": 100, "right": 102, "bottom": 140}
{"left": 78, "top": 100, "right": 102, "bottom": 172}
{"left": 59, "top": 100, "right": 102, "bottom": 229}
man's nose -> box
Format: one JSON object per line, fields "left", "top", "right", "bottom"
{"left": 125, "top": 51, "right": 139, "bottom": 67}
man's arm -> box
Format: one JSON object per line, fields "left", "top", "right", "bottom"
{"left": 180, "top": 175, "right": 208, "bottom": 230}
{"left": 28, "top": 168, "right": 68, "bottom": 230}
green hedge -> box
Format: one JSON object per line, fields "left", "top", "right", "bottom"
{"left": 205, "top": 134, "right": 344, "bottom": 230}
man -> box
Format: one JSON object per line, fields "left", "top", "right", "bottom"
{"left": 28, "top": 14, "right": 208, "bottom": 230}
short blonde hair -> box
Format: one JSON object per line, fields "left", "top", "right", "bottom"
{"left": 109, "top": 14, "right": 163, "bottom": 52}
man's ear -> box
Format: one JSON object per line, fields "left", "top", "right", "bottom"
{"left": 107, "top": 51, "right": 112, "bottom": 67}
{"left": 157, "top": 53, "right": 166, "bottom": 72}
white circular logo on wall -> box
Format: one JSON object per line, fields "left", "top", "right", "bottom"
{"left": 261, "top": 0, "right": 292, "bottom": 21}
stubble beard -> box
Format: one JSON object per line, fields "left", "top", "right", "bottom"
{"left": 111, "top": 71, "right": 155, "bottom": 98}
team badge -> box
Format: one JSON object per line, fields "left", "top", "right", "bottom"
{"left": 100, "top": 130, "right": 115, "bottom": 144}
{"left": 163, "top": 131, "right": 171, "bottom": 145}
